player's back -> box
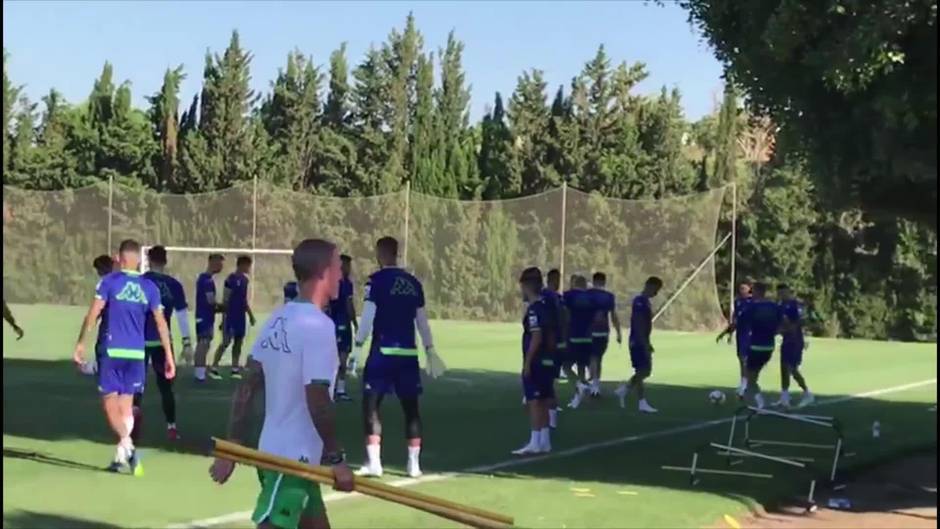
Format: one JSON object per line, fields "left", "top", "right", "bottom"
{"left": 743, "top": 299, "right": 782, "bottom": 348}
{"left": 225, "top": 272, "right": 249, "bottom": 314}
{"left": 734, "top": 297, "right": 752, "bottom": 334}
{"left": 251, "top": 302, "right": 337, "bottom": 461}
{"left": 99, "top": 271, "right": 160, "bottom": 354}
{"left": 367, "top": 267, "right": 424, "bottom": 353}
{"left": 564, "top": 289, "right": 595, "bottom": 340}
{"left": 588, "top": 288, "right": 615, "bottom": 332}
{"left": 328, "top": 277, "right": 353, "bottom": 325}
{"left": 523, "top": 298, "right": 557, "bottom": 361}
{"left": 143, "top": 271, "right": 185, "bottom": 339}
{"left": 283, "top": 281, "right": 298, "bottom": 303}
{"left": 628, "top": 293, "right": 652, "bottom": 342}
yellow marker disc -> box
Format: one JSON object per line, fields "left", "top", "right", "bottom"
{"left": 569, "top": 487, "right": 591, "bottom": 493}
{"left": 723, "top": 514, "right": 741, "bottom": 529}
{"left": 616, "top": 490, "right": 638, "bottom": 496}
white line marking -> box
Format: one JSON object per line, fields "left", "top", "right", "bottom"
{"left": 169, "top": 378, "right": 936, "bottom": 528}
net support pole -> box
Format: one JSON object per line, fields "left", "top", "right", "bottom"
{"left": 652, "top": 231, "right": 732, "bottom": 323}
{"left": 251, "top": 174, "right": 258, "bottom": 304}
{"left": 559, "top": 181, "right": 568, "bottom": 280}
{"left": 403, "top": 180, "right": 411, "bottom": 268}
{"left": 729, "top": 180, "right": 737, "bottom": 321}
{"left": 107, "top": 173, "right": 114, "bottom": 252}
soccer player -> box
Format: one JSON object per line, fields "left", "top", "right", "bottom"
{"left": 563, "top": 274, "right": 594, "bottom": 408}
{"left": 736, "top": 282, "right": 784, "bottom": 410}
{"left": 194, "top": 254, "right": 225, "bottom": 383}
{"left": 614, "top": 276, "right": 663, "bottom": 413}
{"left": 541, "top": 268, "right": 566, "bottom": 428}
{"left": 512, "top": 267, "right": 556, "bottom": 455}
{"left": 349, "top": 236, "right": 444, "bottom": 479}
{"left": 328, "top": 255, "right": 357, "bottom": 402}
{"left": 3, "top": 299, "right": 24, "bottom": 340}
{"left": 773, "top": 284, "right": 814, "bottom": 408}
{"left": 210, "top": 255, "right": 257, "bottom": 380}
{"left": 85, "top": 255, "right": 117, "bottom": 377}
{"left": 587, "top": 272, "right": 622, "bottom": 397}
{"left": 209, "top": 238, "right": 354, "bottom": 529}
{"left": 284, "top": 279, "right": 299, "bottom": 302}
{"left": 73, "top": 239, "right": 175, "bottom": 474}
{"left": 716, "top": 281, "right": 753, "bottom": 397}
{"left": 142, "top": 246, "right": 193, "bottom": 441}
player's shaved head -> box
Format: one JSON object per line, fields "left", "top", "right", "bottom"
{"left": 293, "top": 239, "right": 337, "bottom": 282}
{"left": 376, "top": 236, "right": 398, "bottom": 266}
{"left": 593, "top": 272, "right": 607, "bottom": 286}
{"left": 572, "top": 275, "right": 588, "bottom": 289}
{"left": 116, "top": 239, "right": 141, "bottom": 271}
{"left": 519, "top": 267, "right": 543, "bottom": 297}
{"left": 119, "top": 239, "right": 140, "bottom": 254}
{"left": 147, "top": 245, "right": 168, "bottom": 266}
{"left": 340, "top": 254, "right": 352, "bottom": 263}
{"left": 92, "top": 255, "right": 114, "bottom": 276}
{"left": 293, "top": 239, "right": 342, "bottom": 306}
{"left": 236, "top": 255, "right": 252, "bottom": 272}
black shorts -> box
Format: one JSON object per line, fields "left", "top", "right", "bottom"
{"left": 591, "top": 335, "right": 609, "bottom": 358}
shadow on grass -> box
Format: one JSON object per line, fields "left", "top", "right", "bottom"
{"left": 2, "top": 447, "right": 106, "bottom": 473}
{"left": 4, "top": 357, "right": 936, "bottom": 522}
{"left": 3, "top": 511, "right": 123, "bottom": 529}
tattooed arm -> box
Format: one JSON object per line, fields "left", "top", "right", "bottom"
{"left": 209, "top": 358, "right": 264, "bottom": 484}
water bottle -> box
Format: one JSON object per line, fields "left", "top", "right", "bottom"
{"left": 872, "top": 420, "right": 881, "bottom": 438}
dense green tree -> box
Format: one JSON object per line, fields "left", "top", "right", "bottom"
{"left": 260, "top": 51, "right": 322, "bottom": 189}
{"left": 147, "top": 66, "right": 185, "bottom": 191}
{"left": 479, "top": 93, "right": 515, "bottom": 198}
{"left": 3, "top": 49, "right": 22, "bottom": 174}
{"left": 680, "top": 0, "right": 938, "bottom": 228}
{"left": 507, "top": 69, "right": 556, "bottom": 194}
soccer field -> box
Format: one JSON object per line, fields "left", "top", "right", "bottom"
{"left": 3, "top": 304, "right": 936, "bottom": 529}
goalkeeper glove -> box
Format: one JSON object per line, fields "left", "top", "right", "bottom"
{"left": 180, "top": 337, "right": 194, "bottom": 366}
{"left": 424, "top": 346, "right": 446, "bottom": 379}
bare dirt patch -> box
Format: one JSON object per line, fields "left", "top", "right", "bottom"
{"left": 722, "top": 452, "right": 937, "bottom": 529}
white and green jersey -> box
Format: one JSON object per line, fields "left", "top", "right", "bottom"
{"left": 249, "top": 302, "right": 338, "bottom": 463}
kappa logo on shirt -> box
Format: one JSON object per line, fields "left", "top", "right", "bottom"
{"left": 260, "top": 317, "right": 292, "bottom": 353}
{"left": 389, "top": 277, "right": 418, "bottom": 297}
{"left": 115, "top": 282, "right": 148, "bottom": 304}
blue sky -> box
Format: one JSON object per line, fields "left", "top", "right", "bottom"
{"left": 3, "top": 1, "right": 723, "bottom": 121}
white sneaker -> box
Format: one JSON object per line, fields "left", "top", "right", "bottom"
{"left": 798, "top": 392, "right": 815, "bottom": 408}
{"left": 511, "top": 443, "right": 542, "bottom": 456}
{"left": 406, "top": 460, "right": 423, "bottom": 478}
{"left": 638, "top": 400, "right": 658, "bottom": 414}
{"left": 754, "top": 393, "right": 766, "bottom": 410}
{"left": 548, "top": 409, "right": 558, "bottom": 429}
{"left": 539, "top": 441, "right": 552, "bottom": 453}
{"left": 355, "top": 464, "right": 383, "bottom": 478}
{"left": 614, "top": 384, "right": 628, "bottom": 409}
{"left": 772, "top": 397, "right": 791, "bottom": 409}
{"left": 568, "top": 392, "right": 583, "bottom": 409}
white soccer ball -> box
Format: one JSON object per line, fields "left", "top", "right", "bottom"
{"left": 708, "top": 389, "right": 726, "bottom": 405}
{"left": 79, "top": 359, "right": 98, "bottom": 376}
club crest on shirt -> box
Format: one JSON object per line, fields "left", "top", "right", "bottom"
{"left": 260, "top": 317, "right": 291, "bottom": 353}
{"left": 116, "top": 282, "right": 148, "bottom": 304}
{"left": 389, "top": 277, "right": 418, "bottom": 297}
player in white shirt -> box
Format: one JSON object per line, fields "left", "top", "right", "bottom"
{"left": 210, "top": 239, "right": 354, "bottom": 529}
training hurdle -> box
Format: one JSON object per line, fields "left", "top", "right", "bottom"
{"left": 663, "top": 406, "right": 852, "bottom": 513}
{"left": 727, "top": 406, "right": 846, "bottom": 483}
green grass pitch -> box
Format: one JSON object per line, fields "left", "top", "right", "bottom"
{"left": 3, "top": 304, "right": 936, "bottom": 528}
